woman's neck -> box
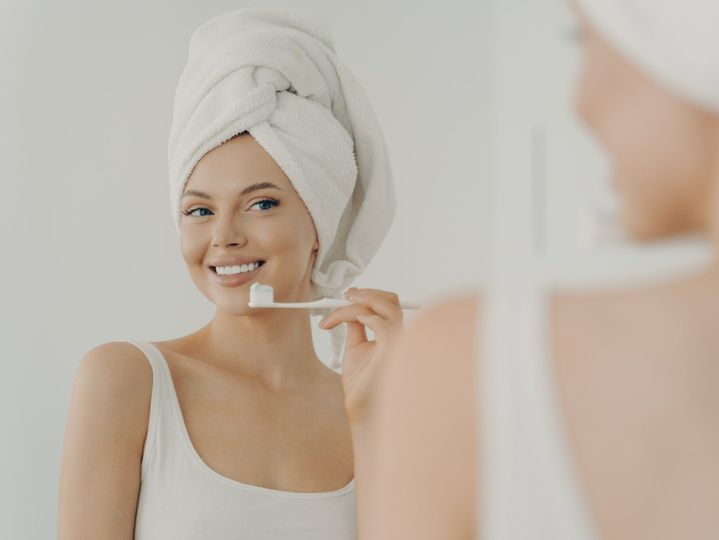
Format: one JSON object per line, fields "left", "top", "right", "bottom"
{"left": 192, "top": 308, "right": 331, "bottom": 391}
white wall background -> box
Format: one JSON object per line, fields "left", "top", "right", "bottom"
{"left": 1, "top": 0, "right": 489, "bottom": 537}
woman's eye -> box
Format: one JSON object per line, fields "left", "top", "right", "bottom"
{"left": 250, "top": 198, "right": 279, "bottom": 211}
{"left": 183, "top": 207, "right": 213, "bottom": 217}
{"left": 182, "top": 198, "right": 279, "bottom": 217}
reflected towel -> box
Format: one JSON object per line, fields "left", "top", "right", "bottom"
{"left": 576, "top": 0, "right": 719, "bottom": 113}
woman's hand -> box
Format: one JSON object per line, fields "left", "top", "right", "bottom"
{"left": 319, "top": 287, "right": 405, "bottom": 427}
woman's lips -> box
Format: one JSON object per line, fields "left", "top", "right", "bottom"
{"left": 209, "top": 262, "right": 264, "bottom": 287}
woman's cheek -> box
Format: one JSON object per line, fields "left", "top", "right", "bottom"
{"left": 180, "top": 229, "right": 202, "bottom": 266}
{"left": 257, "top": 210, "right": 314, "bottom": 252}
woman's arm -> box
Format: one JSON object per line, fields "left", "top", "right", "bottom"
{"left": 359, "top": 293, "right": 480, "bottom": 540}
{"left": 57, "top": 342, "right": 152, "bottom": 539}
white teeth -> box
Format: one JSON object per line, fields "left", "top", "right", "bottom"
{"left": 215, "top": 261, "right": 261, "bottom": 275}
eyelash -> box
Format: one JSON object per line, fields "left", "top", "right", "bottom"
{"left": 182, "top": 198, "right": 280, "bottom": 217}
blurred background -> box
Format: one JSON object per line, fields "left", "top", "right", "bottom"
{"left": 1, "top": 0, "right": 711, "bottom": 537}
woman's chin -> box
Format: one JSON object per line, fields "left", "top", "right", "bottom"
{"left": 205, "top": 289, "right": 252, "bottom": 315}
{"left": 621, "top": 209, "right": 685, "bottom": 243}
{"left": 215, "top": 301, "right": 254, "bottom": 317}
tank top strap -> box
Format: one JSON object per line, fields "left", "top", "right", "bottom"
{"left": 477, "top": 276, "right": 597, "bottom": 539}
{"left": 120, "top": 340, "right": 182, "bottom": 479}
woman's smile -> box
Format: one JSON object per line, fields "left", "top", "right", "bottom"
{"left": 209, "top": 260, "right": 266, "bottom": 287}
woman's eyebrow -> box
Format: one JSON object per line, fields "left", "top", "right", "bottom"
{"left": 182, "top": 182, "right": 283, "bottom": 199}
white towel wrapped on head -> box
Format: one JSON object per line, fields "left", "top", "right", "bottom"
{"left": 167, "top": 7, "right": 396, "bottom": 369}
{"left": 576, "top": 0, "right": 719, "bottom": 114}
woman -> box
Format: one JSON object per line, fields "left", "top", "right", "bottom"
{"left": 366, "top": 1, "right": 719, "bottom": 539}
{"left": 57, "top": 7, "right": 403, "bottom": 539}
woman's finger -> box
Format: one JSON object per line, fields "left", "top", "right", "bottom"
{"left": 320, "top": 305, "right": 374, "bottom": 330}
{"left": 345, "top": 289, "right": 403, "bottom": 320}
{"left": 320, "top": 305, "right": 400, "bottom": 345}
{"left": 348, "top": 288, "right": 400, "bottom": 305}
{"left": 355, "top": 313, "right": 398, "bottom": 343}
{"left": 344, "top": 320, "right": 368, "bottom": 348}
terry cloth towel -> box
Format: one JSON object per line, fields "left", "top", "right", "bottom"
{"left": 167, "top": 7, "right": 396, "bottom": 369}
{"left": 575, "top": 0, "right": 719, "bottom": 114}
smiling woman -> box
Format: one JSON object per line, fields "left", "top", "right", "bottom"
{"left": 179, "top": 133, "right": 321, "bottom": 317}
{"left": 57, "top": 6, "right": 399, "bottom": 540}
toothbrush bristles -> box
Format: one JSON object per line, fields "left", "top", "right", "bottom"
{"left": 249, "top": 283, "right": 275, "bottom": 307}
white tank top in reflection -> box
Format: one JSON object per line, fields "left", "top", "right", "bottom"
{"left": 477, "top": 234, "right": 713, "bottom": 539}
{"left": 478, "top": 276, "right": 597, "bottom": 539}
{"left": 125, "top": 340, "right": 356, "bottom": 540}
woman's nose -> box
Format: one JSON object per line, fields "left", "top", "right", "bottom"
{"left": 211, "top": 212, "right": 248, "bottom": 247}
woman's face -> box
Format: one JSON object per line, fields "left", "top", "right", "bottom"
{"left": 180, "top": 132, "right": 319, "bottom": 316}
{"left": 573, "top": 9, "right": 719, "bottom": 240}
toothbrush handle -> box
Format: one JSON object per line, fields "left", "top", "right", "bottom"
{"left": 271, "top": 300, "right": 351, "bottom": 309}
{"left": 267, "top": 299, "right": 422, "bottom": 309}
{"left": 309, "top": 299, "right": 422, "bottom": 309}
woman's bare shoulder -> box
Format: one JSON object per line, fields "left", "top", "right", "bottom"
{"left": 386, "top": 288, "right": 481, "bottom": 415}
{"left": 384, "top": 289, "right": 481, "bottom": 401}
{"left": 70, "top": 341, "right": 155, "bottom": 442}
{"left": 76, "top": 341, "right": 153, "bottom": 396}
{"left": 399, "top": 289, "right": 481, "bottom": 367}
{"left": 367, "top": 290, "right": 480, "bottom": 539}
{"left": 58, "top": 342, "right": 154, "bottom": 538}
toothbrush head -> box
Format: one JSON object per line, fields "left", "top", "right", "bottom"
{"left": 248, "top": 282, "right": 275, "bottom": 308}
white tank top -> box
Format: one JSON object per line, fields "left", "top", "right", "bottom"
{"left": 477, "top": 235, "right": 714, "bottom": 539}
{"left": 477, "top": 277, "right": 597, "bottom": 539}
{"left": 124, "top": 340, "right": 357, "bottom": 540}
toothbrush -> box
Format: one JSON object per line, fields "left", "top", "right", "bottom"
{"left": 248, "top": 282, "right": 421, "bottom": 309}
